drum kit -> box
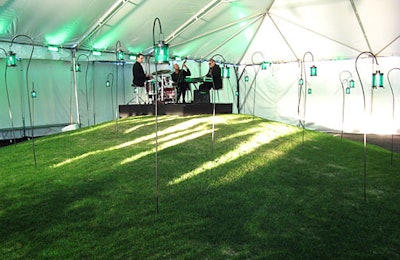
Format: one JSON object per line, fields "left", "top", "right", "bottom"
{"left": 145, "top": 69, "right": 175, "bottom": 104}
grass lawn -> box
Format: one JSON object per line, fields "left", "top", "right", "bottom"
{"left": 1, "top": 114, "right": 399, "bottom": 258}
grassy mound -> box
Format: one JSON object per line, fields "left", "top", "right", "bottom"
{"left": 1, "top": 114, "right": 399, "bottom": 258}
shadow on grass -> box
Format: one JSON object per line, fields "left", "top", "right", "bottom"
{"left": 0, "top": 115, "right": 399, "bottom": 258}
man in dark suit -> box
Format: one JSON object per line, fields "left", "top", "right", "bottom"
{"left": 199, "top": 58, "right": 222, "bottom": 92}
{"left": 132, "top": 53, "right": 151, "bottom": 103}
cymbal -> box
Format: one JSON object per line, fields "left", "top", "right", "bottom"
{"left": 152, "top": 69, "right": 171, "bottom": 75}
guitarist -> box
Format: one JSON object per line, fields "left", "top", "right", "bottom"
{"left": 171, "top": 60, "right": 191, "bottom": 103}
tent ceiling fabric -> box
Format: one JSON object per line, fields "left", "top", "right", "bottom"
{"left": 0, "top": 0, "right": 399, "bottom": 63}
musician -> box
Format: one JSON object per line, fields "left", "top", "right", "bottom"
{"left": 171, "top": 62, "right": 191, "bottom": 103}
{"left": 132, "top": 53, "right": 150, "bottom": 87}
{"left": 199, "top": 58, "right": 222, "bottom": 92}
{"left": 132, "top": 53, "right": 151, "bottom": 103}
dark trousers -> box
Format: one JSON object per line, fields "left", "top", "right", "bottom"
{"left": 176, "top": 85, "right": 188, "bottom": 103}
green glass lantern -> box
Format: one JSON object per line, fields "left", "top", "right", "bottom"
{"left": 349, "top": 79, "right": 355, "bottom": 88}
{"left": 345, "top": 87, "right": 350, "bottom": 94}
{"left": 261, "top": 61, "right": 271, "bottom": 70}
{"left": 31, "top": 90, "right": 37, "bottom": 98}
{"left": 222, "top": 65, "right": 230, "bottom": 78}
{"left": 379, "top": 71, "right": 384, "bottom": 88}
{"left": 299, "top": 78, "right": 304, "bottom": 86}
{"left": 372, "top": 72, "right": 377, "bottom": 88}
{"left": 116, "top": 49, "right": 125, "bottom": 61}
{"left": 6, "top": 51, "right": 16, "bottom": 67}
{"left": 244, "top": 75, "right": 249, "bottom": 82}
{"left": 310, "top": 65, "right": 317, "bottom": 76}
{"left": 154, "top": 41, "right": 169, "bottom": 64}
{"left": 75, "top": 64, "right": 81, "bottom": 72}
{"left": 307, "top": 88, "right": 312, "bottom": 94}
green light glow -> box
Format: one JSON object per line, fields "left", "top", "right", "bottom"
{"left": 45, "top": 19, "right": 81, "bottom": 45}
{"left": 92, "top": 26, "right": 125, "bottom": 50}
{"left": 92, "top": 50, "right": 102, "bottom": 56}
{"left": 0, "top": 9, "right": 16, "bottom": 34}
{"left": 47, "top": 45, "right": 59, "bottom": 52}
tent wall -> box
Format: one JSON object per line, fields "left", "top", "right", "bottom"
{"left": 0, "top": 57, "right": 133, "bottom": 140}
{"left": 239, "top": 56, "right": 400, "bottom": 134}
{"left": 0, "top": 56, "right": 238, "bottom": 140}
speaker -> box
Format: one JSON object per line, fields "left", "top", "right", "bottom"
{"left": 194, "top": 90, "right": 210, "bottom": 103}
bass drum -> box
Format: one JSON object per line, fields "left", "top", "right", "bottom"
{"left": 162, "top": 87, "right": 175, "bottom": 103}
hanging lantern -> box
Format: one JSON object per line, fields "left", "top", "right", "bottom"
{"left": 31, "top": 90, "right": 37, "bottom": 98}
{"left": 299, "top": 78, "right": 304, "bottom": 86}
{"left": 6, "top": 51, "right": 16, "bottom": 67}
{"left": 244, "top": 75, "right": 249, "bottom": 82}
{"left": 379, "top": 71, "right": 384, "bottom": 88}
{"left": 349, "top": 79, "right": 355, "bottom": 88}
{"left": 116, "top": 49, "right": 125, "bottom": 61}
{"left": 310, "top": 65, "right": 317, "bottom": 76}
{"left": 222, "top": 65, "right": 230, "bottom": 78}
{"left": 75, "top": 64, "right": 81, "bottom": 72}
{"left": 346, "top": 87, "right": 351, "bottom": 94}
{"left": 154, "top": 41, "right": 169, "bottom": 64}
{"left": 307, "top": 88, "right": 312, "bottom": 94}
{"left": 372, "top": 72, "right": 377, "bottom": 88}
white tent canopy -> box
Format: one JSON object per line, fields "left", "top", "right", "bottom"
{"left": 1, "top": 0, "right": 399, "bottom": 140}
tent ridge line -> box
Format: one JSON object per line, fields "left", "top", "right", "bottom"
{"left": 202, "top": 15, "right": 264, "bottom": 62}
{"left": 237, "top": 13, "right": 267, "bottom": 64}
{"left": 349, "top": 0, "right": 372, "bottom": 53}
{"left": 165, "top": 0, "right": 222, "bottom": 44}
{"left": 376, "top": 34, "right": 400, "bottom": 56}
{"left": 169, "top": 13, "right": 264, "bottom": 49}
{"left": 73, "top": 0, "right": 133, "bottom": 49}
{"left": 267, "top": 13, "right": 298, "bottom": 62}
{"left": 269, "top": 12, "right": 363, "bottom": 55}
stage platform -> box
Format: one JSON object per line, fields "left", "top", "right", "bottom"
{"left": 119, "top": 103, "right": 233, "bottom": 118}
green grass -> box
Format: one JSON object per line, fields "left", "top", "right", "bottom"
{"left": 1, "top": 114, "right": 399, "bottom": 259}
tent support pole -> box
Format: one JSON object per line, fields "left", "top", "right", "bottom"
{"left": 72, "top": 50, "right": 81, "bottom": 126}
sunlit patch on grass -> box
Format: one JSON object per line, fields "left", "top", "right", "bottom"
{"left": 120, "top": 128, "right": 212, "bottom": 165}
{"left": 123, "top": 121, "right": 154, "bottom": 134}
{"left": 51, "top": 133, "right": 156, "bottom": 168}
{"left": 52, "top": 117, "right": 212, "bottom": 168}
{"left": 168, "top": 124, "right": 297, "bottom": 185}
{"left": 124, "top": 116, "right": 177, "bottom": 134}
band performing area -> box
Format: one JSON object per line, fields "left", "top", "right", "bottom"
{"left": 120, "top": 69, "right": 232, "bottom": 117}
